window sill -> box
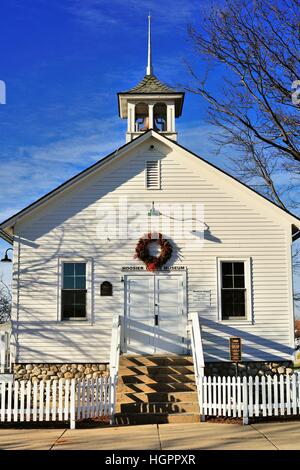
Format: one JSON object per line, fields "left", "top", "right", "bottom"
{"left": 60, "top": 319, "right": 94, "bottom": 325}
{"left": 218, "top": 319, "right": 254, "bottom": 326}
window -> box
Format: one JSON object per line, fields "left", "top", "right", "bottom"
{"left": 61, "top": 262, "right": 87, "bottom": 320}
{"left": 146, "top": 160, "right": 160, "bottom": 189}
{"left": 219, "top": 261, "right": 250, "bottom": 321}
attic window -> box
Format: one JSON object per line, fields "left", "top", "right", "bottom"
{"left": 146, "top": 160, "right": 160, "bottom": 189}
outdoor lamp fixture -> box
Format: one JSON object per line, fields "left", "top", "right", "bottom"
{"left": 1, "top": 248, "right": 13, "bottom": 263}
{"left": 148, "top": 201, "right": 160, "bottom": 217}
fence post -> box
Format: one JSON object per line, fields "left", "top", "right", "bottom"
{"left": 70, "top": 379, "right": 76, "bottom": 430}
{"left": 242, "top": 376, "right": 249, "bottom": 425}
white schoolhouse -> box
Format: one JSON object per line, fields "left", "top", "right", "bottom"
{"left": 1, "top": 17, "right": 299, "bottom": 423}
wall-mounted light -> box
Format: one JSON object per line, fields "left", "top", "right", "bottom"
{"left": 148, "top": 201, "right": 160, "bottom": 217}
{"left": 1, "top": 248, "right": 13, "bottom": 263}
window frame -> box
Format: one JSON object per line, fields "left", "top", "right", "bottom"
{"left": 145, "top": 158, "right": 161, "bottom": 190}
{"left": 57, "top": 258, "right": 93, "bottom": 322}
{"left": 217, "top": 257, "right": 253, "bottom": 324}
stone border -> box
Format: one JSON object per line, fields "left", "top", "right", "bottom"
{"left": 13, "top": 363, "right": 109, "bottom": 382}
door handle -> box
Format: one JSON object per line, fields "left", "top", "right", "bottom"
{"left": 155, "top": 314, "right": 159, "bottom": 326}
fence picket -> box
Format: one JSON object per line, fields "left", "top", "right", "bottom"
{"left": 202, "top": 376, "right": 207, "bottom": 416}
{"left": 227, "top": 377, "right": 231, "bottom": 417}
{"left": 7, "top": 381, "right": 12, "bottom": 422}
{"left": 248, "top": 376, "right": 253, "bottom": 418}
{"left": 95, "top": 378, "right": 100, "bottom": 417}
{"left": 52, "top": 380, "right": 57, "bottom": 421}
{"left": 292, "top": 374, "right": 297, "bottom": 415}
{"left": 273, "top": 375, "right": 279, "bottom": 416}
{"left": 64, "top": 380, "right": 70, "bottom": 420}
{"left": 1, "top": 382, "right": 5, "bottom": 421}
{"left": 20, "top": 381, "right": 25, "bottom": 422}
{"left": 279, "top": 375, "right": 285, "bottom": 416}
{"left": 13, "top": 381, "right": 19, "bottom": 421}
{"left": 207, "top": 376, "right": 212, "bottom": 415}
{"left": 33, "top": 381, "right": 38, "bottom": 421}
{"left": 212, "top": 377, "right": 217, "bottom": 415}
{"left": 261, "top": 376, "right": 267, "bottom": 417}
{"left": 217, "top": 376, "right": 222, "bottom": 416}
{"left": 58, "top": 380, "right": 63, "bottom": 421}
{"left": 77, "top": 378, "right": 82, "bottom": 420}
{"left": 254, "top": 376, "right": 259, "bottom": 417}
{"left": 286, "top": 375, "right": 291, "bottom": 415}
{"left": 26, "top": 381, "right": 31, "bottom": 422}
{"left": 39, "top": 381, "right": 44, "bottom": 421}
{"left": 45, "top": 381, "right": 50, "bottom": 421}
{"left": 267, "top": 376, "right": 272, "bottom": 416}
{"left": 232, "top": 377, "right": 236, "bottom": 418}
{"left": 237, "top": 377, "right": 242, "bottom": 418}
{"left": 222, "top": 377, "right": 226, "bottom": 416}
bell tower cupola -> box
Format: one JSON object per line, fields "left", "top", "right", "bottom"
{"left": 118, "top": 15, "right": 184, "bottom": 143}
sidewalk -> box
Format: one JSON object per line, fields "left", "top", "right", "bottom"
{"left": 0, "top": 422, "right": 300, "bottom": 450}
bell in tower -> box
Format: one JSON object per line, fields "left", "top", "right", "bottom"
{"left": 117, "top": 15, "right": 185, "bottom": 143}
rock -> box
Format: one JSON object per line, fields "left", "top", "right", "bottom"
{"left": 85, "top": 368, "right": 92, "bottom": 375}
{"left": 50, "top": 365, "right": 58, "bottom": 373}
{"left": 277, "top": 366, "right": 285, "bottom": 374}
{"left": 92, "top": 365, "right": 99, "bottom": 372}
{"left": 32, "top": 367, "right": 41, "bottom": 376}
{"left": 286, "top": 368, "right": 293, "bottom": 375}
{"left": 60, "top": 365, "right": 68, "bottom": 374}
{"left": 98, "top": 364, "right": 107, "bottom": 372}
{"left": 25, "top": 364, "right": 33, "bottom": 371}
{"left": 64, "top": 372, "right": 73, "bottom": 379}
{"left": 78, "top": 365, "right": 85, "bottom": 372}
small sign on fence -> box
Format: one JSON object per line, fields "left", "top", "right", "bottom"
{"left": 230, "top": 337, "right": 242, "bottom": 362}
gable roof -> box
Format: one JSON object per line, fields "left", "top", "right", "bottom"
{"left": 1, "top": 129, "right": 299, "bottom": 241}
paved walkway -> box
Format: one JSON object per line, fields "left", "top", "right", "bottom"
{"left": 0, "top": 422, "right": 300, "bottom": 450}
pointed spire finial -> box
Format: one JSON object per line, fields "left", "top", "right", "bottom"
{"left": 146, "top": 13, "right": 153, "bottom": 76}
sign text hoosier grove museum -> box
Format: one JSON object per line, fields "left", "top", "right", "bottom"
{"left": 121, "top": 266, "right": 186, "bottom": 271}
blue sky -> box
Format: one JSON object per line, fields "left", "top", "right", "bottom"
{"left": 0, "top": 0, "right": 299, "bottom": 314}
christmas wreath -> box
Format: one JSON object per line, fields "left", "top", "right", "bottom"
{"left": 134, "top": 232, "right": 173, "bottom": 271}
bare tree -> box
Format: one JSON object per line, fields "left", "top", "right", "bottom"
{"left": 0, "top": 276, "right": 11, "bottom": 323}
{"left": 187, "top": 0, "right": 300, "bottom": 208}
{"left": 187, "top": 0, "right": 300, "bottom": 304}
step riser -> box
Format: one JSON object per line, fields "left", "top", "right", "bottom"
{"left": 116, "top": 403, "right": 199, "bottom": 413}
{"left": 116, "top": 391, "right": 198, "bottom": 403}
{"left": 120, "top": 356, "right": 194, "bottom": 367}
{"left": 117, "top": 383, "right": 197, "bottom": 393}
{"left": 119, "top": 374, "right": 195, "bottom": 384}
{"left": 114, "top": 414, "right": 200, "bottom": 425}
{"left": 119, "top": 366, "right": 194, "bottom": 376}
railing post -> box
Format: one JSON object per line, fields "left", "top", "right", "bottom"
{"left": 242, "top": 376, "right": 249, "bottom": 425}
{"left": 70, "top": 379, "right": 76, "bottom": 430}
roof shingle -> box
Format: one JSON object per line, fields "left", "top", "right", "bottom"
{"left": 121, "top": 74, "right": 178, "bottom": 94}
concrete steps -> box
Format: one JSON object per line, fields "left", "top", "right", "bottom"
{"left": 115, "top": 355, "right": 199, "bottom": 425}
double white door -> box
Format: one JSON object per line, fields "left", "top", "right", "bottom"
{"left": 125, "top": 274, "right": 186, "bottom": 355}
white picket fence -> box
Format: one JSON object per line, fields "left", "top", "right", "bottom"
{"left": 0, "top": 376, "right": 115, "bottom": 429}
{"left": 200, "top": 373, "right": 300, "bottom": 424}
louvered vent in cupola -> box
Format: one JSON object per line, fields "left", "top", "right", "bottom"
{"left": 145, "top": 160, "right": 160, "bottom": 189}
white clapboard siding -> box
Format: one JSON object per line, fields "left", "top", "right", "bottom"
{"left": 11, "top": 138, "right": 294, "bottom": 362}
{"left": 200, "top": 373, "right": 300, "bottom": 423}
{"left": 0, "top": 377, "right": 114, "bottom": 427}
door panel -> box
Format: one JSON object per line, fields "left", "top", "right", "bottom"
{"left": 155, "top": 276, "right": 185, "bottom": 354}
{"left": 126, "top": 276, "right": 154, "bottom": 354}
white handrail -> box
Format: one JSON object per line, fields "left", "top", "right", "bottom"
{"left": 188, "top": 311, "right": 205, "bottom": 419}
{"left": 109, "top": 315, "right": 123, "bottom": 422}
